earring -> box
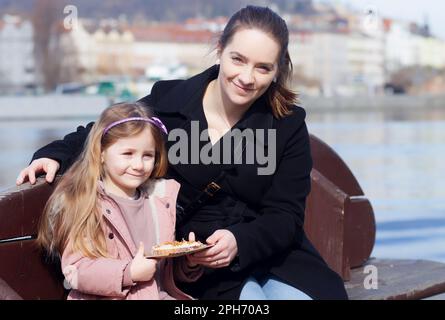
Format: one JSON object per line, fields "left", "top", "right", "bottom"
{"left": 273, "top": 77, "right": 277, "bottom": 83}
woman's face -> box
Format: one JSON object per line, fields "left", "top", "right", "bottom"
{"left": 217, "top": 28, "right": 280, "bottom": 109}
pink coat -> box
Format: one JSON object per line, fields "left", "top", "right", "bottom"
{"left": 61, "top": 179, "right": 200, "bottom": 300}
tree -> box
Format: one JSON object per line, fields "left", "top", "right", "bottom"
{"left": 32, "top": 0, "right": 64, "bottom": 91}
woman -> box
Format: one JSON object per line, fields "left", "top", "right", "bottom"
{"left": 17, "top": 6, "right": 348, "bottom": 300}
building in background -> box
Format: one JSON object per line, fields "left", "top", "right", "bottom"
{"left": 54, "top": 19, "right": 135, "bottom": 83}
{"left": 53, "top": 18, "right": 220, "bottom": 81}
{"left": 128, "top": 21, "right": 217, "bottom": 77}
{"left": 384, "top": 19, "right": 445, "bottom": 73}
{"left": 0, "top": 15, "right": 36, "bottom": 94}
{"left": 288, "top": 2, "right": 385, "bottom": 96}
{"left": 1, "top": 2, "right": 445, "bottom": 97}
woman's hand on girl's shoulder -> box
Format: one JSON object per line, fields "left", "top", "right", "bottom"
{"left": 16, "top": 158, "right": 60, "bottom": 185}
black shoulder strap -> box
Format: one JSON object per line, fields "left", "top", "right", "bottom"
{"left": 174, "top": 138, "right": 246, "bottom": 225}
{"left": 173, "top": 168, "right": 227, "bottom": 226}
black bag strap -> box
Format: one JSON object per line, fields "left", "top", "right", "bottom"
{"left": 175, "top": 137, "right": 247, "bottom": 225}
{"left": 175, "top": 169, "right": 227, "bottom": 225}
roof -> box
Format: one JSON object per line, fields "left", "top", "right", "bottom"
{"left": 128, "top": 24, "right": 216, "bottom": 43}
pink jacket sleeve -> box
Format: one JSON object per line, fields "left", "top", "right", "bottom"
{"left": 61, "top": 246, "right": 132, "bottom": 298}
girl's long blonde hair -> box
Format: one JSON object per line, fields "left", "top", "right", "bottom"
{"left": 37, "top": 102, "right": 168, "bottom": 258}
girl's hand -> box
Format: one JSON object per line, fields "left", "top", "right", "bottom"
{"left": 16, "top": 158, "right": 60, "bottom": 185}
{"left": 187, "top": 229, "right": 238, "bottom": 269}
{"left": 130, "top": 242, "right": 157, "bottom": 282}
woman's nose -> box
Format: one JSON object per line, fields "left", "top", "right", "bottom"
{"left": 238, "top": 67, "right": 254, "bottom": 85}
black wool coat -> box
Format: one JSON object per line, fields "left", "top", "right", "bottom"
{"left": 33, "top": 65, "right": 348, "bottom": 300}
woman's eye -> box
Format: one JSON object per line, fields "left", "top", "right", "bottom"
{"left": 231, "top": 56, "right": 243, "bottom": 63}
{"left": 258, "top": 66, "right": 271, "bottom": 72}
{"left": 122, "top": 152, "right": 132, "bottom": 156}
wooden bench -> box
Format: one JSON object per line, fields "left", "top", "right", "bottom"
{"left": 346, "top": 258, "right": 445, "bottom": 300}
{"left": 1, "top": 134, "right": 444, "bottom": 299}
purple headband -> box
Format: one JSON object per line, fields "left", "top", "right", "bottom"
{"left": 103, "top": 117, "right": 168, "bottom": 136}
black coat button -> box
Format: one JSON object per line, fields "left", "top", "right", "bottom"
{"left": 106, "top": 209, "right": 111, "bottom": 214}
{"left": 108, "top": 233, "right": 114, "bottom": 239}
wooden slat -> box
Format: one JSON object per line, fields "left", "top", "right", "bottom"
{"left": 0, "top": 278, "right": 22, "bottom": 300}
{"left": 21, "top": 181, "right": 55, "bottom": 236}
{"left": 0, "top": 187, "right": 25, "bottom": 239}
{"left": 344, "top": 197, "right": 376, "bottom": 268}
{"left": 0, "top": 180, "right": 65, "bottom": 300}
{"left": 0, "top": 240, "right": 65, "bottom": 300}
{"left": 305, "top": 169, "right": 349, "bottom": 280}
{"left": 345, "top": 258, "right": 445, "bottom": 300}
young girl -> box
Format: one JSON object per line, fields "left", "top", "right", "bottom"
{"left": 37, "top": 103, "right": 201, "bottom": 300}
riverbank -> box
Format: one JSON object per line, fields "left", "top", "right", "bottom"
{"left": 301, "top": 94, "right": 445, "bottom": 112}
{"left": 0, "top": 94, "right": 445, "bottom": 120}
{"left": 0, "top": 95, "right": 109, "bottom": 121}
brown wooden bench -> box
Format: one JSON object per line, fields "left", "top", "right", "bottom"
{"left": 346, "top": 258, "right": 445, "bottom": 300}
{"left": 1, "top": 134, "right": 444, "bottom": 299}
{"left": 0, "top": 180, "right": 66, "bottom": 300}
{"left": 0, "top": 278, "right": 22, "bottom": 300}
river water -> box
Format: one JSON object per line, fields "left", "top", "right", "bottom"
{"left": 0, "top": 103, "right": 444, "bottom": 264}
{"left": 306, "top": 110, "right": 445, "bottom": 263}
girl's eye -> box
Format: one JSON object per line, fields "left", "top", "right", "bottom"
{"left": 143, "top": 154, "right": 154, "bottom": 159}
{"left": 231, "top": 56, "right": 243, "bottom": 63}
{"left": 122, "top": 152, "right": 132, "bottom": 156}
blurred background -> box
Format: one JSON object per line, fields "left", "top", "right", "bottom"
{"left": 0, "top": 0, "right": 444, "bottom": 264}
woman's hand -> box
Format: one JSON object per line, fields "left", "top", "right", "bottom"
{"left": 16, "top": 158, "right": 60, "bottom": 185}
{"left": 185, "top": 232, "right": 199, "bottom": 268}
{"left": 130, "top": 242, "right": 157, "bottom": 282}
{"left": 187, "top": 229, "right": 238, "bottom": 269}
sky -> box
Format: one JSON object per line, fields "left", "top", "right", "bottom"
{"left": 330, "top": 0, "right": 445, "bottom": 40}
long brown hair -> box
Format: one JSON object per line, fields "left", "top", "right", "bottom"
{"left": 37, "top": 103, "right": 168, "bottom": 258}
{"left": 218, "top": 5, "right": 297, "bottom": 118}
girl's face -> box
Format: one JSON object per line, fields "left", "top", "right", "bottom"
{"left": 101, "top": 127, "right": 155, "bottom": 198}
{"left": 217, "top": 28, "right": 280, "bottom": 109}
